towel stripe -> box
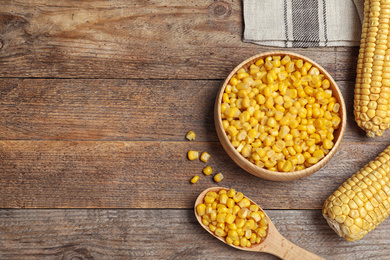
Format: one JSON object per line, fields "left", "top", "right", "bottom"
{"left": 292, "top": 0, "right": 320, "bottom": 47}
{"left": 323, "top": 0, "right": 328, "bottom": 46}
{"left": 284, "top": 0, "right": 289, "bottom": 48}
{"left": 242, "top": 0, "right": 362, "bottom": 48}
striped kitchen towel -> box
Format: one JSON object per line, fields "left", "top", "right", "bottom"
{"left": 243, "top": 0, "right": 364, "bottom": 48}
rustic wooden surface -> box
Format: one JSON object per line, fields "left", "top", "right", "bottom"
{"left": 0, "top": 0, "right": 389, "bottom": 259}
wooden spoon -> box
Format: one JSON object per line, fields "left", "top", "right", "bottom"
{"left": 194, "top": 187, "right": 324, "bottom": 260}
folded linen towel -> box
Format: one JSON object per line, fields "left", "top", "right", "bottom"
{"left": 243, "top": 0, "right": 364, "bottom": 47}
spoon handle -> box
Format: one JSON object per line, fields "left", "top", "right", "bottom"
{"left": 260, "top": 224, "right": 324, "bottom": 260}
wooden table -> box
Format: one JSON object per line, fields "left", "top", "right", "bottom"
{"left": 0, "top": 1, "right": 389, "bottom": 259}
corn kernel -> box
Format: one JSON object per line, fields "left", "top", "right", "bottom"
{"left": 215, "top": 228, "right": 226, "bottom": 237}
{"left": 227, "top": 189, "right": 236, "bottom": 197}
{"left": 232, "top": 205, "right": 240, "bottom": 215}
{"left": 197, "top": 204, "right": 206, "bottom": 216}
{"left": 238, "top": 198, "right": 251, "bottom": 208}
{"left": 200, "top": 152, "right": 211, "bottom": 163}
{"left": 214, "top": 173, "right": 224, "bottom": 183}
{"left": 190, "top": 175, "right": 199, "bottom": 184}
{"left": 227, "top": 198, "right": 235, "bottom": 208}
{"left": 202, "top": 166, "right": 212, "bottom": 176}
{"left": 233, "top": 192, "right": 244, "bottom": 203}
{"left": 307, "top": 156, "right": 319, "bottom": 164}
{"left": 219, "top": 194, "right": 229, "bottom": 205}
{"left": 257, "top": 227, "right": 267, "bottom": 237}
{"left": 226, "top": 126, "right": 238, "bottom": 137}
{"left": 204, "top": 195, "right": 215, "bottom": 204}
{"left": 186, "top": 131, "right": 196, "bottom": 140}
{"left": 313, "top": 149, "right": 325, "bottom": 159}
{"left": 249, "top": 204, "right": 259, "bottom": 212}
{"left": 209, "top": 224, "right": 217, "bottom": 232}
{"left": 188, "top": 151, "right": 199, "bottom": 161}
{"left": 323, "top": 139, "right": 334, "bottom": 150}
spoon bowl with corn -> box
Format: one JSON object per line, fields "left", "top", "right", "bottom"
{"left": 194, "top": 187, "right": 324, "bottom": 260}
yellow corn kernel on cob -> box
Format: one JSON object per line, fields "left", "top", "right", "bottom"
{"left": 354, "top": 0, "right": 390, "bottom": 137}
{"left": 322, "top": 145, "right": 390, "bottom": 241}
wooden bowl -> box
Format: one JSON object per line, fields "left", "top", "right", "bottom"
{"left": 214, "top": 51, "right": 346, "bottom": 181}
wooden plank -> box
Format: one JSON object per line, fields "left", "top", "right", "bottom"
{"left": 0, "top": 140, "right": 387, "bottom": 209}
{"left": 0, "top": 78, "right": 220, "bottom": 141}
{"left": 0, "top": 1, "right": 355, "bottom": 80}
{"left": 0, "top": 209, "right": 388, "bottom": 259}
{"left": 0, "top": 78, "right": 386, "bottom": 141}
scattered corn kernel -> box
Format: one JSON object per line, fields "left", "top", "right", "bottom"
{"left": 197, "top": 188, "right": 269, "bottom": 248}
{"left": 186, "top": 131, "right": 196, "bottom": 141}
{"left": 214, "top": 173, "right": 224, "bottom": 183}
{"left": 200, "top": 152, "right": 211, "bottom": 163}
{"left": 221, "top": 54, "right": 342, "bottom": 172}
{"left": 203, "top": 166, "right": 213, "bottom": 176}
{"left": 188, "top": 150, "right": 199, "bottom": 161}
{"left": 190, "top": 175, "right": 199, "bottom": 184}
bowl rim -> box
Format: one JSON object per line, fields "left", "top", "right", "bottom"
{"left": 214, "top": 51, "right": 347, "bottom": 181}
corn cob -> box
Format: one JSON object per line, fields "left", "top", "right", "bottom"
{"left": 322, "top": 145, "right": 390, "bottom": 241}
{"left": 354, "top": 0, "right": 390, "bottom": 137}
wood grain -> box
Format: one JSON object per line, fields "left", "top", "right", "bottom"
{"left": 0, "top": 78, "right": 388, "bottom": 142}
{"left": 1, "top": 0, "right": 388, "bottom": 258}
{"left": 0, "top": 209, "right": 388, "bottom": 260}
{"left": 0, "top": 139, "right": 387, "bottom": 209}
{"left": 0, "top": 1, "right": 357, "bottom": 80}
{"left": 0, "top": 78, "right": 218, "bottom": 141}
{"left": 0, "top": 77, "right": 383, "bottom": 210}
